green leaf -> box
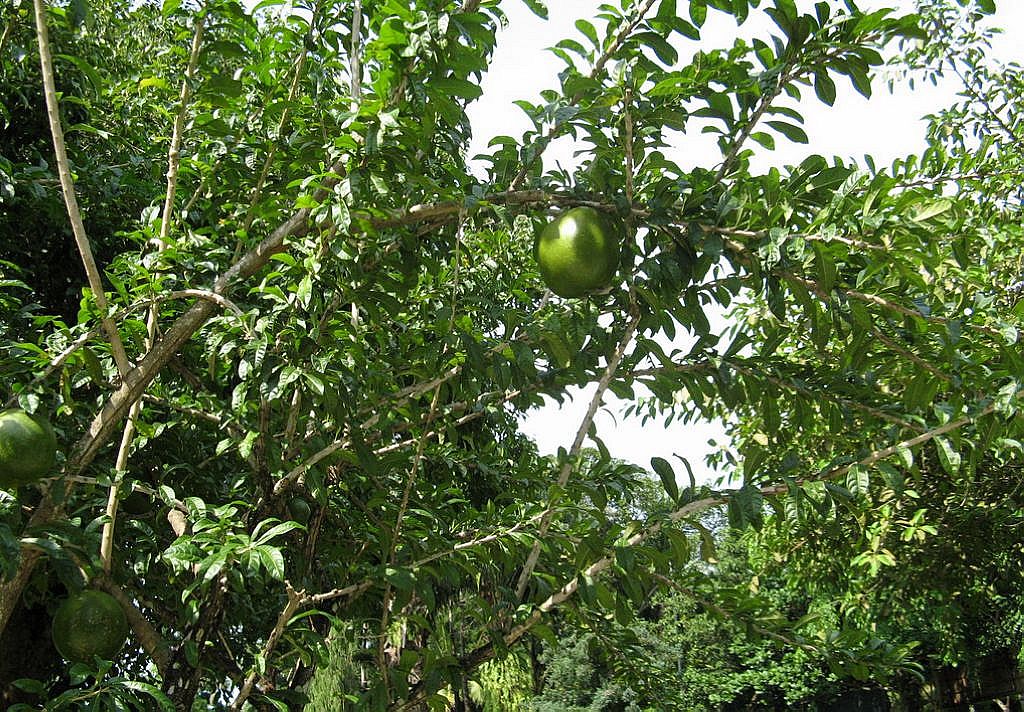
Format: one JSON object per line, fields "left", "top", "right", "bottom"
{"left": 295, "top": 274, "right": 312, "bottom": 309}
{"left": 911, "top": 198, "right": 953, "bottom": 222}
{"left": 674, "top": 455, "right": 698, "bottom": 491}
{"left": 846, "top": 465, "right": 870, "bottom": 497}
{"left": 614, "top": 546, "right": 636, "bottom": 573}
{"left": 385, "top": 567, "right": 415, "bottom": 591}
{"left": 55, "top": 54, "right": 104, "bottom": 93}
{"left": 656, "top": 0, "right": 678, "bottom": 21}
{"left": 253, "top": 520, "right": 302, "bottom": 546}
{"left": 727, "top": 495, "right": 746, "bottom": 529}
{"left": 651, "top": 456, "right": 679, "bottom": 501}
{"left": 813, "top": 71, "right": 837, "bottom": 106}
{"left": 634, "top": 32, "right": 678, "bottom": 66}
{"left": 256, "top": 546, "right": 285, "bottom": 580}
{"left": 69, "top": 0, "right": 90, "bottom": 28}
{"left": 520, "top": 0, "right": 548, "bottom": 19}
{"left": 430, "top": 77, "right": 483, "bottom": 100}
{"left": 237, "top": 430, "right": 258, "bottom": 459}
{"left": 766, "top": 120, "right": 808, "bottom": 144}
{"left": 935, "top": 437, "right": 961, "bottom": 474}
{"left": 734, "top": 484, "right": 764, "bottom": 530}
{"left": 649, "top": 73, "right": 694, "bottom": 97}
{"left": 11, "top": 678, "right": 47, "bottom": 695}
{"left": 201, "top": 75, "right": 244, "bottom": 99}
{"left": 812, "top": 244, "right": 837, "bottom": 295}
{"left": 767, "top": 276, "right": 786, "bottom": 320}
{"left": 665, "top": 528, "right": 691, "bottom": 565}
{"left": 690, "top": 0, "right": 708, "bottom": 26}
{"left": 750, "top": 131, "right": 775, "bottom": 149}
{"left": 81, "top": 346, "right": 106, "bottom": 385}
{"left": 693, "top": 520, "right": 717, "bottom": 562}
{"left": 575, "top": 19, "right": 599, "bottom": 48}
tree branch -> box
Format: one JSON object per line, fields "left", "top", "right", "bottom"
{"left": 391, "top": 390, "right": 1012, "bottom": 709}
{"left": 100, "top": 8, "right": 206, "bottom": 575}
{"left": 514, "top": 307, "right": 641, "bottom": 600}
{"left": 509, "top": 0, "right": 660, "bottom": 190}
{"left": 0, "top": 161, "right": 347, "bottom": 635}
{"left": 93, "top": 574, "right": 172, "bottom": 677}
{"left": 31, "top": 0, "right": 131, "bottom": 377}
{"left": 228, "top": 582, "right": 305, "bottom": 710}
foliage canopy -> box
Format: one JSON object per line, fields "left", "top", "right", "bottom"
{"left": 1, "top": 0, "right": 1022, "bottom": 709}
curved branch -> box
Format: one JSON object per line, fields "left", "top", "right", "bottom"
{"left": 228, "top": 582, "right": 305, "bottom": 711}
{"left": 0, "top": 162, "right": 347, "bottom": 635}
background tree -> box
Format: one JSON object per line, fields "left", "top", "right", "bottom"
{"left": 1, "top": 0, "right": 1022, "bottom": 709}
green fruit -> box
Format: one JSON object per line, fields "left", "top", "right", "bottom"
{"left": 120, "top": 489, "right": 153, "bottom": 517}
{"left": 287, "top": 496, "right": 312, "bottom": 525}
{"left": 0, "top": 408, "right": 58, "bottom": 488}
{"left": 535, "top": 207, "right": 621, "bottom": 298}
{"left": 51, "top": 590, "right": 130, "bottom": 663}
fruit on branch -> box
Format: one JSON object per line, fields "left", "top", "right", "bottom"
{"left": 0, "top": 408, "right": 58, "bottom": 488}
{"left": 287, "top": 496, "right": 312, "bottom": 525}
{"left": 535, "top": 206, "right": 621, "bottom": 298}
{"left": 51, "top": 590, "right": 130, "bottom": 663}
{"left": 120, "top": 488, "right": 153, "bottom": 517}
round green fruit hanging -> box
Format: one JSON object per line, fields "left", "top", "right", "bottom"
{"left": 287, "top": 496, "right": 312, "bottom": 525}
{"left": 51, "top": 590, "right": 130, "bottom": 664}
{"left": 0, "top": 408, "right": 58, "bottom": 488}
{"left": 535, "top": 206, "right": 621, "bottom": 298}
{"left": 120, "top": 488, "right": 153, "bottom": 517}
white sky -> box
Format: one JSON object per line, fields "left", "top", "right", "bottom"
{"left": 465, "top": 0, "right": 1024, "bottom": 484}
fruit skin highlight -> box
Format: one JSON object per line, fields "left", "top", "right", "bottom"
{"left": 0, "top": 408, "right": 58, "bottom": 488}
{"left": 51, "top": 590, "right": 130, "bottom": 664}
{"left": 535, "top": 206, "right": 621, "bottom": 298}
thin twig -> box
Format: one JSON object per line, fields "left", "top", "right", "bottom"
{"left": 952, "top": 63, "right": 1020, "bottom": 145}
{"left": 377, "top": 381, "right": 442, "bottom": 698}
{"left": 378, "top": 206, "right": 466, "bottom": 697}
{"left": 718, "top": 234, "right": 1002, "bottom": 339}
{"left": 235, "top": 41, "right": 312, "bottom": 257}
{"left": 229, "top": 582, "right": 305, "bottom": 710}
{"left": 713, "top": 61, "right": 801, "bottom": 184}
{"left": 725, "top": 361, "right": 925, "bottom": 433}
{"left": 1, "top": 54, "right": 354, "bottom": 642}
{"left": 350, "top": 0, "right": 363, "bottom": 105}
{"left": 514, "top": 307, "right": 641, "bottom": 600}
{"left": 0, "top": 9, "right": 16, "bottom": 58}
{"left": 652, "top": 573, "right": 819, "bottom": 653}
{"left": 509, "top": 0, "right": 660, "bottom": 190}
{"left": 100, "top": 9, "right": 206, "bottom": 574}
{"left": 869, "top": 326, "right": 952, "bottom": 382}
